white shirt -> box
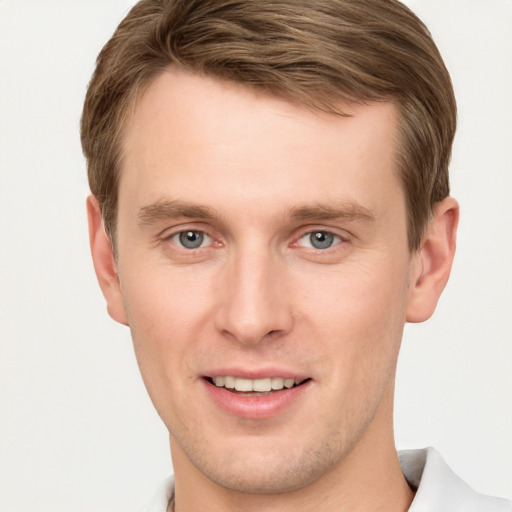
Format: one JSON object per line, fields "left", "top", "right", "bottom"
{"left": 144, "top": 447, "right": 512, "bottom": 511}
{"left": 401, "top": 447, "right": 511, "bottom": 511}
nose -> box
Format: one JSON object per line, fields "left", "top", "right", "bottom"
{"left": 214, "top": 248, "right": 293, "bottom": 346}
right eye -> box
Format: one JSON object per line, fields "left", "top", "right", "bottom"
{"left": 170, "top": 230, "right": 212, "bottom": 249}
{"left": 297, "top": 231, "right": 342, "bottom": 250}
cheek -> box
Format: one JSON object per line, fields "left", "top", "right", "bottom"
{"left": 118, "top": 265, "right": 212, "bottom": 392}
{"left": 121, "top": 255, "right": 213, "bottom": 328}
{"left": 296, "top": 256, "right": 410, "bottom": 377}
{"left": 299, "top": 254, "right": 409, "bottom": 326}
{"left": 121, "top": 285, "right": 202, "bottom": 434}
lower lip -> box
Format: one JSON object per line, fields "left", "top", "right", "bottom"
{"left": 202, "top": 379, "right": 312, "bottom": 419}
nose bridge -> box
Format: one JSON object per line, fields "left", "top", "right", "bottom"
{"left": 216, "top": 241, "right": 292, "bottom": 345}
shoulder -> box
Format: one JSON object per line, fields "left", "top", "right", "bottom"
{"left": 400, "top": 447, "right": 512, "bottom": 512}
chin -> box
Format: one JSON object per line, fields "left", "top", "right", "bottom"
{"left": 180, "top": 434, "right": 347, "bottom": 495}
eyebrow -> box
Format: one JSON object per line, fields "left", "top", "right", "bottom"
{"left": 137, "top": 199, "right": 375, "bottom": 226}
{"left": 288, "top": 201, "right": 375, "bottom": 222}
{"left": 138, "top": 200, "right": 217, "bottom": 225}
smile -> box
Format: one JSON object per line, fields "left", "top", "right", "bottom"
{"left": 207, "top": 376, "right": 308, "bottom": 393}
{"left": 202, "top": 374, "right": 313, "bottom": 418}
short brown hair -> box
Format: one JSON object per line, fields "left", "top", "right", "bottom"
{"left": 81, "top": 0, "right": 456, "bottom": 251}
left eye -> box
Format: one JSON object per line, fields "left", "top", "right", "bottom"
{"left": 171, "top": 230, "right": 212, "bottom": 249}
{"left": 298, "top": 231, "right": 342, "bottom": 250}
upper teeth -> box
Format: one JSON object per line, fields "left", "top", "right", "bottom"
{"left": 213, "top": 376, "right": 300, "bottom": 392}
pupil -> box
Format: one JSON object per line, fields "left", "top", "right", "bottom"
{"left": 179, "top": 231, "right": 204, "bottom": 249}
{"left": 310, "top": 231, "right": 334, "bottom": 249}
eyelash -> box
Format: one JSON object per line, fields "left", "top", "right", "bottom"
{"left": 162, "top": 227, "right": 349, "bottom": 254}
{"left": 165, "top": 229, "right": 216, "bottom": 250}
{"left": 294, "top": 230, "right": 346, "bottom": 251}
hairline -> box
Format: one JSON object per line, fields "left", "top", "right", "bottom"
{"left": 106, "top": 65, "right": 425, "bottom": 256}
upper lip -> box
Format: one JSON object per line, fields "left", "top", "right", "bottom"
{"left": 201, "top": 367, "right": 310, "bottom": 381}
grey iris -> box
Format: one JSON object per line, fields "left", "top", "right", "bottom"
{"left": 310, "top": 231, "right": 334, "bottom": 249}
{"left": 179, "top": 231, "right": 204, "bottom": 249}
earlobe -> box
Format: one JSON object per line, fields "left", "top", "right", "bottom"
{"left": 86, "top": 196, "right": 129, "bottom": 326}
{"left": 406, "top": 197, "right": 459, "bottom": 323}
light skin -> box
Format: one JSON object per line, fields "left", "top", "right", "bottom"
{"left": 88, "top": 68, "right": 458, "bottom": 512}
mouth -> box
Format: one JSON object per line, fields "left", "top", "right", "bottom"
{"left": 204, "top": 376, "right": 311, "bottom": 396}
{"left": 202, "top": 373, "right": 313, "bottom": 418}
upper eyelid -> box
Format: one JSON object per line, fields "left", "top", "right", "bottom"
{"left": 296, "top": 231, "right": 344, "bottom": 247}
{"left": 294, "top": 226, "right": 351, "bottom": 241}
{"left": 168, "top": 229, "right": 211, "bottom": 238}
{"left": 299, "top": 230, "right": 343, "bottom": 239}
{"left": 159, "top": 223, "right": 214, "bottom": 239}
{"left": 167, "top": 229, "right": 212, "bottom": 240}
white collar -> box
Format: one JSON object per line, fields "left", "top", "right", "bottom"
{"left": 401, "top": 447, "right": 511, "bottom": 511}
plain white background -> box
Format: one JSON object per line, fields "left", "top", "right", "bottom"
{"left": 0, "top": 1, "right": 511, "bottom": 511}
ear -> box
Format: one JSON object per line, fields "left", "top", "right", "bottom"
{"left": 86, "top": 195, "right": 129, "bottom": 326}
{"left": 406, "top": 197, "right": 459, "bottom": 323}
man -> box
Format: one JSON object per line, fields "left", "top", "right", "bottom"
{"left": 81, "top": 1, "right": 511, "bottom": 511}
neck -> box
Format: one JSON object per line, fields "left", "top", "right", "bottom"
{"left": 169, "top": 389, "right": 414, "bottom": 512}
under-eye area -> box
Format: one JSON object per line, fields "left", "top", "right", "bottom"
{"left": 204, "top": 376, "right": 311, "bottom": 395}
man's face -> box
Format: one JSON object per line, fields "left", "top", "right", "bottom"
{"left": 113, "top": 69, "right": 418, "bottom": 493}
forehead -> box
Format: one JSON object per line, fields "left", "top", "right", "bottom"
{"left": 119, "top": 68, "right": 402, "bottom": 224}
